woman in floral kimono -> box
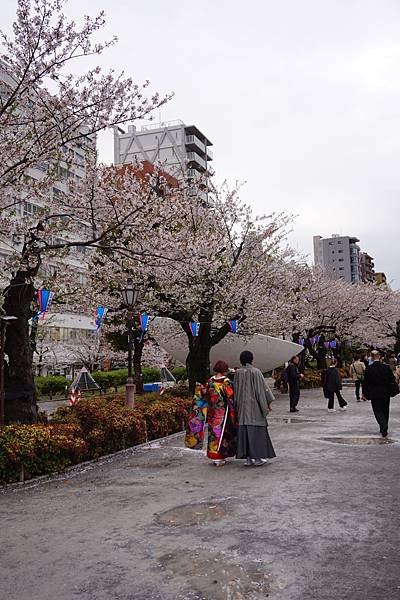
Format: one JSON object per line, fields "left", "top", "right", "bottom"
{"left": 185, "top": 360, "right": 237, "bottom": 466}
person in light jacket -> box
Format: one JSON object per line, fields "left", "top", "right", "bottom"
{"left": 349, "top": 356, "right": 366, "bottom": 401}
{"left": 233, "top": 351, "right": 276, "bottom": 467}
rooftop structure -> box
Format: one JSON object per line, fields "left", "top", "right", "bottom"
{"left": 113, "top": 120, "right": 213, "bottom": 180}
{"left": 313, "top": 234, "right": 361, "bottom": 283}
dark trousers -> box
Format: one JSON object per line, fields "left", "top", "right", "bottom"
{"left": 289, "top": 384, "right": 300, "bottom": 409}
{"left": 355, "top": 380, "right": 363, "bottom": 400}
{"left": 326, "top": 390, "right": 348, "bottom": 409}
{"left": 371, "top": 396, "right": 390, "bottom": 435}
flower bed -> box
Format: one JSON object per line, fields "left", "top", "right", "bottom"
{"left": 0, "top": 395, "right": 191, "bottom": 485}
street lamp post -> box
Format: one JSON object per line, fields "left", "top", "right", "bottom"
{"left": 121, "top": 279, "right": 139, "bottom": 408}
{"left": 0, "top": 315, "right": 18, "bottom": 426}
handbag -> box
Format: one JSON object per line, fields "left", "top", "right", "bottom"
{"left": 390, "top": 381, "right": 400, "bottom": 398}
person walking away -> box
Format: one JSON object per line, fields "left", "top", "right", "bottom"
{"left": 285, "top": 356, "right": 303, "bottom": 413}
{"left": 363, "top": 350, "right": 399, "bottom": 437}
{"left": 185, "top": 361, "right": 237, "bottom": 466}
{"left": 323, "top": 359, "right": 348, "bottom": 412}
{"left": 349, "top": 356, "right": 366, "bottom": 401}
{"left": 233, "top": 351, "right": 276, "bottom": 467}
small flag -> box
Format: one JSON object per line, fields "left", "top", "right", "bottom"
{"left": 299, "top": 338, "right": 305, "bottom": 346}
{"left": 228, "top": 319, "right": 238, "bottom": 333}
{"left": 330, "top": 341, "right": 337, "bottom": 349}
{"left": 190, "top": 321, "right": 200, "bottom": 337}
{"left": 95, "top": 306, "right": 108, "bottom": 330}
{"left": 140, "top": 312, "right": 149, "bottom": 332}
{"left": 324, "top": 342, "right": 329, "bottom": 349}
{"left": 33, "top": 289, "right": 54, "bottom": 320}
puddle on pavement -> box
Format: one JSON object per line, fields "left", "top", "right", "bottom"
{"left": 155, "top": 500, "right": 228, "bottom": 527}
{"left": 159, "top": 549, "right": 273, "bottom": 599}
{"left": 320, "top": 436, "right": 397, "bottom": 445}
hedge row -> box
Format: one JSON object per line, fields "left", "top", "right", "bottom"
{"left": 91, "top": 366, "right": 187, "bottom": 391}
{"left": 0, "top": 395, "right": 191, "bottom": 484}
{"left": 35, "top": 376, "right": 68, "bottom": 398}
{"left": 34, "top": 367, "right": 188, "bottom": 399}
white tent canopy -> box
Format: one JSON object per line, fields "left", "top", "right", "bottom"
{"left": 152, "top": 318, "right": 303, "bottom": 372}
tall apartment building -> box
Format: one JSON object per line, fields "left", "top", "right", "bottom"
{"left": 359, "top": 252, "right": 375, "bottom": 283}
{"left": 113, "top": 120, "right": 213, "bottom": 179}
{"left": 313, "top": 234, "right": 362, "bottom": 283}
{"left": 0, "top": 60, "right": 98, "bottom": 373}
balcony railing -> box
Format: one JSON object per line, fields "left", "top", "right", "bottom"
{"left": 187, "top": 151, "right": 207, "bottom": 171}
{"left": 185, "top": 135, "right": 213, "bottom": 161}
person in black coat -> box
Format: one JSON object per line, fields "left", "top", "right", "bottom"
{"left": 363, "top": 350, "right": 398, "bottom": 437}
{"left": 285, "top": 355, "right": 303, "bottom": 413}
{"left": 322, "top": 358, "right": 348, "bottom": 412}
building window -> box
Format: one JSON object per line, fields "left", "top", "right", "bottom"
{"left": 339, "top": 267, "right": 344, "bottom": 271}
{"left": 338, "top": 250, "right": 343, "bottom": 253}
{"left": 339, "top": 258, "right": 344, "bottom": 262}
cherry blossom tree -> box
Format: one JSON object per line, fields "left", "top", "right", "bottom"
{"left": 88, "top": 178, "right": 295, "bottom": 392}
{"left": 3, "top": 164, "right": 178, "bottom": 422}
{"left": 290, "top": 267, "right": 400, "bottom": 360}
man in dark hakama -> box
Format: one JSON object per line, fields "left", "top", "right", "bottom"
{"left": 233, "top": 351, "right": 276, "bottom": 467}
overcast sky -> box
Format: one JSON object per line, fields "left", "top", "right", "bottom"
{"left": 4, "top": 0, "right": 400, "bottom": 288}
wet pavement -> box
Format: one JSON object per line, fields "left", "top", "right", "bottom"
{"left": 2, "top": 388, "right": 400, "bottom": 599}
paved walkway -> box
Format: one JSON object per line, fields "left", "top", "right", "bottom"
{"left": 2, "top": 388, "right": 400, "bottom": 600}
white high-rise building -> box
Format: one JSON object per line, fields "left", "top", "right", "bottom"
{"left": 113, "top": 120, "right": 213, "bottom": 179}
{"left": 0, "top": 60, "right": 98, "bottom": 372}
{"left": 313, "top": 234, "right": 362, "bottom": 283}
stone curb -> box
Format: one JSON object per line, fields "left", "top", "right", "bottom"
{"left": 0, "top": 430, "right": 185, "bottom": 495}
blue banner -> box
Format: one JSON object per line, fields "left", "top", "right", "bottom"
{"left": 95, "top": 306, "right": 108, "bottom": 330}
{"left": 190, "top": 321, "right": 200, "bottom": 337}
{"left": 228, "top": 319, "right": 238, "bottom": 333}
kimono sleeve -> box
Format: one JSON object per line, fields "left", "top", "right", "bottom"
{"left": 184, "top": 383, "right": 208, "bottom": 450}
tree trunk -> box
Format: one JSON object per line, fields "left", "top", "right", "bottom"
{"left": 185, "top": 321, "right": 212, "bottom": 395}
{"left": 4, "top": 272, "right": 37, "bottom": 423}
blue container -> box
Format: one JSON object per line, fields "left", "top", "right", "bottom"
{"left": 143, "top": 383, "right": 161, "bottom": 393}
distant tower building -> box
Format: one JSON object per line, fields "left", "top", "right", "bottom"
{"left": 313, "top": 234, "right": 361, "bottom": 283}
{"left": 359, "top": 252, "right": 375, "bottom": 283}
{"left": 113, "top": 120, "right": 213, "bottom": 180}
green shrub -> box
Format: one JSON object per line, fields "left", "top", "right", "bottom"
{"left": 300, "top": 369, "right": 322, "bottom": 389}
{"left": 171, "top": 366, "right": 187, "bottom": 382}
{"left": 142, "top": 367, "right": 161, "bottom": 383}
{"left": 92, "top": 369, "right": 128, "bottom": 391}
{"left": 35, "top": 375, "right": 68, "bottom": 399}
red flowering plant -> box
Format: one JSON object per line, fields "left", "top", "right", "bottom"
{"left": 52, "top": 397, "right": 147, "bottom": 457}
{"left": 0, "top": 424, "right": 88, "bottom": 483}
{"left": 141, "top": 398, "right": 191, "bottom": 441}
{"left": 1, "top": 395, "right": 192, "bottom": 484}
